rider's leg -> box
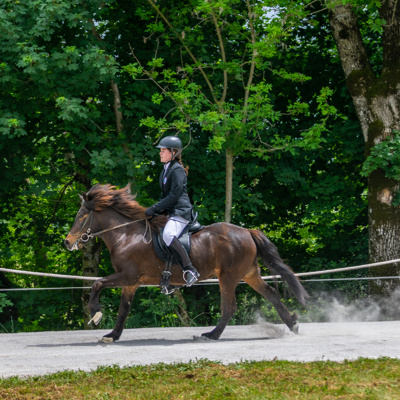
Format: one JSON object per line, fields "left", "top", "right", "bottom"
{"left": 169, "top": 237, "right": 199, "bottom": 287}
{"left": 163, "top": 218, "right": 199, "bottom": 287}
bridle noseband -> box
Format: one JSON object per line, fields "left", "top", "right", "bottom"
{"left": 68, "top": 209, "right": 95, "bottom": 249}
{"left": 80, "top": 210, "right": 95, "bottom": 243}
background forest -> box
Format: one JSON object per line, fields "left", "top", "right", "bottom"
{"left": 1, "top": 0, "right": 398, "bottom": 333}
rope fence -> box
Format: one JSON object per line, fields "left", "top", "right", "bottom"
{"left": 1, "top": 258, "right": 399, "bottom": 292}
{"left": 1, "top": 276, "right": 400, "bottom": 292}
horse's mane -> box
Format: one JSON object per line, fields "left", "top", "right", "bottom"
{"left": 83, "top": 183, "right": 167, "bottom": 231}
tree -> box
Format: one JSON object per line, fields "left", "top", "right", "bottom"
{"left": 0, "top": 0, "right": 194, "bottom": 330}
{"left": 0, "top": 0, "right": 127, "bottom": 328}
{"left": 0, "top": 0, "right": 374, "bottom": 331}
{"left": 125, "top": 0, "right": 337, "bottom": 222}
{"left": 327, "top": 0, "right": 400, "bottom": 296}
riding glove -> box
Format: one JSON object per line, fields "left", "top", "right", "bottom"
{"left": 145, "top": 206, "right": 157, "bottom": 217}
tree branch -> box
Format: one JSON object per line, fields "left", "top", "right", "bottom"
{"left": 380, "top": 0, "right": 400, "bottom": 68}
{"left": 111, "top": 80, "right": 123, "bottom": 134}
{"left": 242, "top": 0, "right": 257, "bottom": 124}
{"left": 129, "top": 43, "right": 199, "bottom": 123}
{"left": 146, "top": 0, "right": 218, "bottom": 104}
{"left": 210, "top": 9, "right": 228, "bottom": 105}
{"left": 328, "top": 3, "right": 373, "bottom": 79}
{"left": 43, "top": 178, "right": 74, "bottom": 235}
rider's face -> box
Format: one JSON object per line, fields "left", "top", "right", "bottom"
{"left": 159, "top": 148, "right": 172, "bottom": 164}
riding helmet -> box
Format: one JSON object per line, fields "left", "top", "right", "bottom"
{"left": 156, "top": 136, "right": 183, "bottom": 150}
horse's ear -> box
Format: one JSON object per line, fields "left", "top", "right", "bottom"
{"left": 80, "top": 191, "right": 88, "bottom": 201}
{"left": 125, "top": 183, "right": 131, "bottom": 194}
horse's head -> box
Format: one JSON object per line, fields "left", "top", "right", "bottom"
{"left": 64, "top": 184, "right": 148, "bottom": 251}
{"left": 64, "top": 191, "right": 94, "bottom": 251}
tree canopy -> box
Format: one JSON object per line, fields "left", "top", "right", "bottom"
{"left": 2, "top": 0, "right": 398, "bottom": 332}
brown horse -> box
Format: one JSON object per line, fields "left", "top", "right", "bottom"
{"left": 65, "top": 184, "right": 308, "bottom": 343}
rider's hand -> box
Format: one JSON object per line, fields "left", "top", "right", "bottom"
{"left": 145, "top": 206, "right": 157, "bottom": 217}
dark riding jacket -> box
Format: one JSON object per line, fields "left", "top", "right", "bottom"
{"left": 152, "top": 161, "right": 193, "bottom": 221}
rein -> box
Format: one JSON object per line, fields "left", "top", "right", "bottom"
{"left": 72, "top": 210, "right": 152, "bottom": 248}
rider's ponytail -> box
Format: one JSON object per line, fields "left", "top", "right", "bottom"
{"left": 174, "top": 154, "right": 189, "bottom": 175}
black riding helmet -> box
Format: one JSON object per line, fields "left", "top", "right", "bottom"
{"left": 156, "top": 136, "right": 183, "bottom": 158}
{"left": 156, "top": 136, "right": 182, "bottom": 150}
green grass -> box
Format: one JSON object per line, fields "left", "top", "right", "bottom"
{"left": 1, "top": 358, "right": 399, "bottom": 399}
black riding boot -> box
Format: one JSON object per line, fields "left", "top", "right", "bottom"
{"left": 169, "top": 237, "right": 199, "bottom": 287}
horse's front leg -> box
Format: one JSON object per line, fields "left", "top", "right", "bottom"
{"left": 101, "top": 285, "right": 139, "bottom": 343}
{"left": 87, "top": 272, "right": 134, "bottom": 326}
{"left": 87, "top": 278, "right": 105, "bottom": 325}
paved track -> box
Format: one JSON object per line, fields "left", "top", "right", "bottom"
{"left": 1, "top": 321, "right": 399, "bottom": 378}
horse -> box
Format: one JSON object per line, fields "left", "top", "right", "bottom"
{"left": 64, "top": 183, "right": 308, "bottom": 343}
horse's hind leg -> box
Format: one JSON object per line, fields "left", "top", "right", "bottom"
{"left": 243, "top": 269, "right": 299, "bottom": 333}
{"left": 101, "top": 285, "right": 138, "bottom": 343}
{"left": 201, "top": 276, "right": 240, "bottom": 340}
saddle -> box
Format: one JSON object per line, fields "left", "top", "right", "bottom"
{"left": 153, "top": 213, "right": 203, "bottom": 294}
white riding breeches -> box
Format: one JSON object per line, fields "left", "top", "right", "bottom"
{"left": 163, "top": 216, "right": 189, "bottom": 246}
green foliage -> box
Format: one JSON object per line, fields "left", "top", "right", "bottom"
{"left": 361, "top": 132, "right": 400, "bottom": 206}
{"left": 0, "top": 0, "right": 371, "bottom": 333}
{"left": 361, "top": 132, "right": 400, "bottom": 180}
{"left": 0, "top": 294, "right": 13, "bottom": 314}
{"left": 0, "top": 117, "right": 27, "bottom": 137}
{"left": 127, "top": 0, "right": 336, "bottom": 161}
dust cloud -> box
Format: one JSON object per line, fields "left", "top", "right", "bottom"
{"left": 252, "top": 314, "right": 287, "bottom": 338}
{"left": 300, "top": 286, "right": 400, "bottom": 323}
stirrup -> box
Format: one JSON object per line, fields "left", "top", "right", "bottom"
{"left": 183, "top": 270, "right": 199, "bottom": 287}
{"left": 161, "top": 286, "right": 175, "bottom": 295}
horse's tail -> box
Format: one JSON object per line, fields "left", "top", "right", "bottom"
{"left": 250, "top": 229, "right": 309, "bottom": 306}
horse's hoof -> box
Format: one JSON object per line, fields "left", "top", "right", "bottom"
{"left": 100, "top": 336, "right": 114, "bottom": 344}
{"left": 88, "top": 311, "right": 103, "bottom": 325}
{"left": 290, "top": 322, "right": 299, "bottom": 334}
{"left": 193, "top": 335, "right": 212, "bottom": 341}
{"left": 200, "top": 332, "right": 218, "bottom": 340}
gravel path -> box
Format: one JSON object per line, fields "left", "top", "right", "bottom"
{"left": 1, "top": 321, "right": 399, "bottom": 378}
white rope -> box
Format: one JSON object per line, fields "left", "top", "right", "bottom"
{"left": 0, "top": 268, "right": 99, "bottom": 281}
{"left": 189, "top": 258, "right": 400, "bottom": 284}
{"left": 1, "top": 258, "right": 399, "bottom": 285}
{"left": 0, "top": 287, "right": 93, "bottom": 291}
{"left": 294, "top": 258, "right": 400, "bottom": 278}
{"left": 298, "top": 275, "right": 400, "bottom": 282}
{"left": 1, "top": 276, "right": 400, "bottom": 292}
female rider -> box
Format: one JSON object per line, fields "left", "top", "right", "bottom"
{"left": 145, "top": 136, "right": 199, "bottom": 287}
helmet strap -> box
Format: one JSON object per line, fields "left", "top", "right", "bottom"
{"left": 171, "top": 148, "right": 182, "bottom": 160}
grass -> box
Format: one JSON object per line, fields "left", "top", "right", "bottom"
{"left": 1, "top": 358, "right": 399, "bottom": 399}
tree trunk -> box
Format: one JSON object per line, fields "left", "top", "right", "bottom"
{"left": 329, "top": 2, "right": 400, "bottom": 296}
{"left": 81, "top": 238, "right": 102, "bottom": 328}
{"left": 225, "top": 148, "right": 234, "bottom": 223}
{"left": 368, "top": 170, "right": 400, "bottom": 296}
{"left": 111, "top": 79, "right": 123, "bottom": 134}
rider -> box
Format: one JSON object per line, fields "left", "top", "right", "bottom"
{"left": 145, "top": 136, "right": 200, "bottom": 287}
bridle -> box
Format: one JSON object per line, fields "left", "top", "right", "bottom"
{"left": 69, "top": 209, "right": 152, "bottom": 249}
{"left": 75, "top": 209, "right": 95, "bottom": 244}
